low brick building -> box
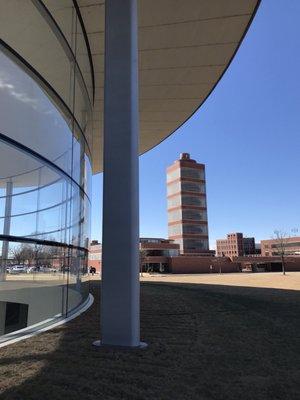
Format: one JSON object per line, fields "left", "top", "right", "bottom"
{"left": 234, "top": 255, "right": 300, "bottom": 272}
{"left": 261, "top": 237, "right": 300, "bottom": 256}
{"left": 89, "top": 237, "right": 300, "bottom": 275}
{"left": 140, "top": 238, "right": 180, "bottom": 272}
{"left": 169, "top": 255, "right": 300, "bottom": 274}
{"left": 169, "top": 256, "right": 240, "bottom": 274}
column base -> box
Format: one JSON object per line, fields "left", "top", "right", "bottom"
{"left": 92, "top": 340, "right": 147, "bottom": 350}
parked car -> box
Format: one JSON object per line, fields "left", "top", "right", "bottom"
{"left": 38, "top": 266, "right": 57, "bottom": 273}
{"left": 7, "top": 265, "right": 27, "bottom": 274}
{"left": 26, "top": 266, "right": 37, "bottom": 273}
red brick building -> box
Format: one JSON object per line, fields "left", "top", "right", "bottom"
{"left": 216, "top": 233, "right": 256, "bottom": 258}
{"left": 88, "top": 240, "right": 102, "bottom": 273}
{"left": 167, "top": 254, "right": 300, "bottom": 274}
{"left": 89, "top": 237, "right": 300, "bottom": 275}
{"left": 169, "top": 256, "right": 240, "bottom": 274}
{"left": 167, "top": 153, "right": 210, "bottom": 255}
{"left": 261, "top": 237, "right": 300, "bottom": 256}
{"left": 233, "top": 255, "right": 300, "bottom": 273}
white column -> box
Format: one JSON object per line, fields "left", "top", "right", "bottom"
{"left": 94, "top": 0, "right": 145, "bottom": 348}
{"left": 1, "top": 181, "right": 13, "bottom": 281}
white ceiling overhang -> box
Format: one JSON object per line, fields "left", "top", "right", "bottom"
{"left": 74, "top": 0, "right": 259, "bottom": 172}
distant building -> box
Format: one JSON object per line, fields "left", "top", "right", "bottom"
{"left": 88, "top": 237, "right": 300, "bottom": 275}
{"left": 242, "top": 237, "right": 256, "bottom": 255}
{"left": 216, "top": 233, "right": 256, "bottom": 258}
{"left": 88, "top": 238, "right": 180, "bottom": 274}
{"left": 88, "top": 240, "right": 102, "bottom": 273}
{"left": 255, "top": 243, "right": 261, "bottom": 255}
{"left": 167, "top": 153, "right": 209, "bottom": 254}
{"left": 234, "top": 255, "right": 300, "bottom": 273}
{"left": 216, "top": 233, "right": 244, "bottom": 258}
{"left": 140, "top": 238, "right": 180, "bottom": 272}
{"left": 261, "top": 237, "right": 300, "bottom": 256}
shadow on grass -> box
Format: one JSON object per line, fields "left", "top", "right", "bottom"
{"left": 0, "top": 280, "right": 299, "bottom": 400}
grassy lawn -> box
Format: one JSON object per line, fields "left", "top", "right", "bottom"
{"left": 0, "top": 280, "right": 299, "bottom": 400}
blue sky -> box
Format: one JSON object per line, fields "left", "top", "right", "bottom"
{"left": 91, "top": 0, "right": 300, "bottom": 248}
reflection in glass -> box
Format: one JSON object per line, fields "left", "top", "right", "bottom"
{"left": 0, "top": 240, "right": 89, "bottom": 337}
{"left": 0, "top": 28, "right": 91, "bottom": 341}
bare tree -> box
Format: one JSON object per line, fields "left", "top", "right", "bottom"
{"left": 10, "top": 244, "right": 35, "bottom": 265}
{"left": 273, "top": 230, "right": 288, "bottom": 275}
{"left": 139, "top": 249, "right": 148, "bottom": 277}
{"left": 10, "top": 243, "right": 59, "bottom": 268}
{"left": 10, "top": 246, "right": 24, "bottom": 265}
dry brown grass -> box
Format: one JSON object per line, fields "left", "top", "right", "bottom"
{"left": 139, "top": 271, "right": 300, "bottom": 291}
{"left": 0, "top": 281, "right": 299, "bottom": 400}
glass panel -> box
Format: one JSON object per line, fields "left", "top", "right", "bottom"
{"left": 11, "top": 189, "right": 38, "bottom": 216}
{"left": 0, "top": 0, "right": 93, "bottom": 141}
{"left": 183, "top": 224, "right": 208, "bottom": 234}
{"left": 39, "top": 179, "right": 64, "bottom": 211}
{"left": 168, "top": 209, "right": 182, "bottom": 222}
{"left": 182, "top": 195, "right": 205, "bottom": 207}
{"left": 167, "top": 168, "right": 180, "bottom": 182}
{"left": 181, "top": 167, "right": 205, "bottom": 180}
{"left": 181, "top": 181, "right": 205, "bottom": 193}
{"left": 0, "top": 49, "right": 73, "bottom": 178}
{"left": 0, "top": 241, "right": 68, "bottom": 335}
{"left": 0, "top": 198, "right": 6, "bottom": 219}
{"left": 84, "top": 153, "right": 92, "bottom": 200}
{"left": 0, "top": 39, "right": 91, "bottom": 341}
{"left": 167, "top": 181, "right": 180, "bottom": 195}
{"left": 168, "top": 224, "right": 182, "bottom": 236}
{"left": 43, "top": 0, "right": 94, "bottom": 102}
{"left": 182, "top": 209, "right": 207, "bottom": 221}
{"left": 10, "top": 214, "right": 38, "bottom": 238}
{"left": 183, "top": 239, "right": 208, "bottom": 251}
{"left": 167, "top": 196, "right": 180, "bottom": 208}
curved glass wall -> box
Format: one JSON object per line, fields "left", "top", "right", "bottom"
{"left": 0, "top": 1, "right": 92, "bottom": 341}
{"left": 0, "top": 0, "right": 94, "bottom": 143}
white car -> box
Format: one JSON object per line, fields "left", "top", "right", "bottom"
{"left": 38, "top": 266, "right": 57, "bottom": 273}
{"left": 7, "top": 265, "right": 27, "bottom": 274}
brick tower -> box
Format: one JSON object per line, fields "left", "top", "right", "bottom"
{"left": 167, "top": 153, "right": 209, "bottom": 254}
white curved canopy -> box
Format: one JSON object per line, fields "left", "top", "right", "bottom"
{"left": 0, "top": 0, "right": 260, "bottom": 174}
{"left": 76, "top": 0, "right": 259, "bottom": 172}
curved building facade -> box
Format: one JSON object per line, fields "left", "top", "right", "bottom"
{"left": 0, "top": 1, "right": 92, "bottom": 340}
